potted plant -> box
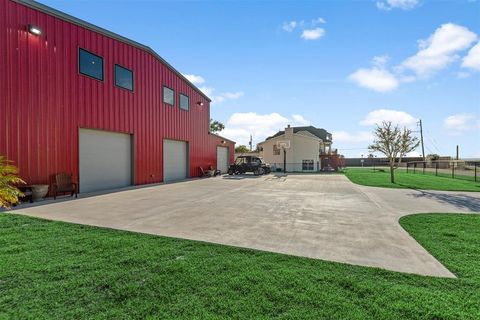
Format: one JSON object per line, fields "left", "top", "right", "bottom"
{"left": 31, "top": 184, "right": 49, "bottom": 200}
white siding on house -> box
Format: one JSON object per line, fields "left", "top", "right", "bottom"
{"left": 259, "top": 128, "right": 321, "bottom": 172}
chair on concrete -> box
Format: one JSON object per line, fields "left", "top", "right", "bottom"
{"left": 208, "top": 165, "right": 221, "bottom": 177}
{"left": 199, "top": 167, "right": 211, "bottom": 177}
{"left": 52, "top": 172, "right": 78, "bottom": 200}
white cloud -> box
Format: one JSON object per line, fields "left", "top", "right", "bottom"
{"left": 350, "top": 23, "right": 478, "bottom": 92}
{"left": 376, "top": 0, "right": 419, "bottom": 11}
{"left": 360, "top": 109, "right": 418, "bottom": 128}
{"left": 282, "top": 18, "right": 327, "bottom": 41}
{"left": 282, "top": 21, "right": 297, "bottom": 32}
{"left": 221, "top": 92, "right": 244, "bottom": 99}
{"left": 348, "top": 67, "right": 399, "bottom": 92}
{"left": 301, "top": 28, "right": 325, "bottom": 40}
{"left": 182, "top": 74, "right": 205, "bottom": 85}
{"left": 312, "top": 17, "right": 326, "bottom": 25}
{"left": 212, "top": 91, "right": 244, "bottom": 105}
{"left": 372, "top": 55, "right": 390, "bottom": 67}
{"left": 457, "top": 71, "right": 471, "bottom": 79}
{"left": 401, "top": 23, "right": 478, "bottom": 77}
{"left": 332, "top": 131, "right": 373, "bottom": 143}
{"left": 292, "top": 114, "right": 310, "bottom": 125}
{"left": 462, "top": 42, "right": 480, "bottom": 71}
{"left": 184, "top": 76, "right": 243, "bottom": 105}
{"left": 198, "top": 86, "right": 214, "bottom": 97}
{"left": 444, "top": 113, "right": 479, "bottom": 133}
{"left": 221, "top": 113, "right": 311, "bottom": 146}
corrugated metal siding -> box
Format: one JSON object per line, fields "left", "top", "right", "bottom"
{"left": 0, "top": 0, "right": 235, "bottom": 187}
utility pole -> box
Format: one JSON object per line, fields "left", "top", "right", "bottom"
{"left": 249, "top": 135, "right": 252, "bottom": 151}
{"left": 419, "top": 119, "right": 425, "bottom": 161}
{"left": 456, "top": 145, "right": 459, "bottom": 160}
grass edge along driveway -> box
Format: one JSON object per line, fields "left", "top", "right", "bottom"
{"left": 1, "top": 213, "right": 479, "bottom": 319}
{"left": 344, "top": 167, "right": 480, "bottom": 192}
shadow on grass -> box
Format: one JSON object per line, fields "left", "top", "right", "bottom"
{"left": 410, "top": 190, "right": 480, "bottom": 212}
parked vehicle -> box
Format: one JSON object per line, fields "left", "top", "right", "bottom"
{"left": 228, "top": 156, "right": 271, "bottom": 176}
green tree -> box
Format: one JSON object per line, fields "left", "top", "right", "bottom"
{"left": 235, "top": 145, "right": 249, "bottom": 153}
{"left": 369, "top": 121, "right": 419, "bottom": 183}
{"left": 210, "top": 119, "right": 225, "bottom": 133}
{"left": 0, "top": 155, "right": 25, "bottom": 208}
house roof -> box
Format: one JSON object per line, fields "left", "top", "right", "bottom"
{"left": 14, "top": 0, "right": 211, "bottom": 101}
{"left": 265, "top": 126, "right": 332, "bottom": 142}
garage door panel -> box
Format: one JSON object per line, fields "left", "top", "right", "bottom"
{"left": 163, "top": 139, "right": 188, "bottom": 182}
{"left": 79, "top": 129, "right": 132, "bottom": 193}
{"left": 217, "top": 146, "right": 229, "bottom": 174}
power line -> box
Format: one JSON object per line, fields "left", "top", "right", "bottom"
{"left": 424, "top": 130, "right": 442, "bottom": 154}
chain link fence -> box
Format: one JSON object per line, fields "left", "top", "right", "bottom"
{"left": 406, "top": 160, "right": 479, "bottom": 182}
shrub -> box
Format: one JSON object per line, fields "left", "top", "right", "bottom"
{"left": 0, "top": 155, "right": 25, "bottom": 208}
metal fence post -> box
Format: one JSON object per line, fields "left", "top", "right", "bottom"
{"left": 414, "top": 163, "right": 416, "bottom": 174}
{"left": 475, "top": 162, "right": 478, "bottom": 182}
{"left": 435, "top": 162, "right": 438, "bottom": 176}
{"left": 423, "top": 162, "right": 425, "bottom": 174}
{"left": 452, "top": 162, "right": 455, "bottom": 179}
{"left": 406, "top": 163, "right": 409, "bottom": 173}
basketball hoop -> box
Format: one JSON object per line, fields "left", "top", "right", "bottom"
{"left": 276, "top": 140, "right": 290, "bottom": 149}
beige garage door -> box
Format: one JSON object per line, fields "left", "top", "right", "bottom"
{"left": 79, "top": 129, "right": 132, "bottom": 193}
{"left": 163, "top": 139, "right": 188, "bottom": 182}
{"left": 216, "top": 146, "right": 229, "bottom": 174}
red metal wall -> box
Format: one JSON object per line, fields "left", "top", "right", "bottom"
{"left": 0, "top": 0, "right": 234, "bottom": 187}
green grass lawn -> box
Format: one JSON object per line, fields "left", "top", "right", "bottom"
{"left": 344, "top": 167, "right": 480, "bottom": 192}
{"left": 1, "top": 213, "right": 480, "bottom": 319}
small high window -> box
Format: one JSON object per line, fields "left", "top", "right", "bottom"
{"left": 79, "top": 48, "right": 103, "bottom": 81}
{"left": 115, "top": 64, "right": 133, "bottom": 91}
{"left": 180, "top": 94, "right": 189, "bottom": 111}
{"left": 273, "top": 144, "right": 280, "bottom": 155}
{"left": 163, "top": 86, "right": 174, "bottom": 106}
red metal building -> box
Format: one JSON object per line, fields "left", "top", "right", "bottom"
{"left": 0, "top": 0, "right": 235, "bottom": 193}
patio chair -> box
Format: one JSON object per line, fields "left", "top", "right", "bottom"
{"left": 208, "top": 165, "right": 222, "bottom": 177}
{"left": 52, "top": 172, "right": 78, "bottom": 200}
{"left": 199, "top": 167, "right": 211, "bottom": 177}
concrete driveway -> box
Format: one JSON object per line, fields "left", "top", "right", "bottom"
{"left": 15, "top": 174, "right": 480, "bottom": 277}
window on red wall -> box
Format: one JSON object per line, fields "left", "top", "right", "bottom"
{"left": 163, "top": 86, "right": 175, "bottom": 106}
{"left": 180, "top": 94, "right": 189, "bottom": 111}
{"left": 115, "top": 64, "right": 133, "bottom": 91}
{"left": 79, "top": 48, "right": 103, "bottom": 81}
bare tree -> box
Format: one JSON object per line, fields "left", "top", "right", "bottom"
{"left": 368, "top": 121, "right": 419, "bottom": 183}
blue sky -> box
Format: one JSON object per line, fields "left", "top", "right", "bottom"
{"left": 41, "top": 0, "right": 480, "bottom": 158}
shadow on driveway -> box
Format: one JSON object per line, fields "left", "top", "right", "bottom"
{"left": 411, "top": 190, "right": 480, "bottom": 212}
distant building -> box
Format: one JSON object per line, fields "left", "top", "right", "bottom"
{"left": 257, "top": 125, "right": 341, "bottom": 172}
